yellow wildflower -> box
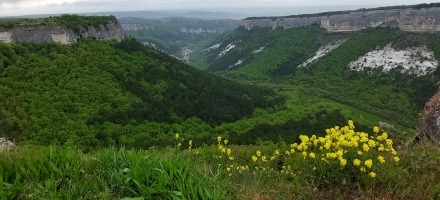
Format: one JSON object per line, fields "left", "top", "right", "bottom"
{"left": 175, "top": 133, "right": 179, "bottom": 139}
{"left": 324, "top": 142, "right": 331, "bottom": 150}
{"left": 309, "top": 152, "right": 316, "bottom": 159}
{"left": 386, "top": 139, "right": 393, "bottom": 146}
{"left": 226, "top": 148, "right": 231, "bottom": 156}
{"left": 252, "top": 155, "right": 258, "bottom": 162}
{"left": 378, "top": 145, "right": 385, "bottom": 151}
{"left": 360, "top": 167, "right": 366, "bottom": 173}
{"left": 391, "top": 148, "right": 397, "bottom": 156}
{"left": 369, "top": 172, "right": 376, "bottom": 178}
{"left": 373, "top": 126, "right": 379, "bottom": 134}
{"left": 302, "top": 151, "right": 307, "bottom": 158}
{"left": 377, "top": 132, "right": 388, "bottom": 141}
{"left": 348, "top": 120, "right": 355, "bottom": 129}
{"left": 336, "top": 149, "right": 344, "bottom": 157}
{"left": 360, "top": 136, "right": 369, "bottom": 143}
{"left": 256, "top": 150, "right": 261, "bottom": 157}
{"left": 226, "top": 167, "right": 231, "bottom": 172}
{"left": 299, "top": 135, "right": 309, "bottom": 143}
{"left": 368, "top": 139, "right": 376, "bottom": 148}
{"left": 339, "top": 158, "right": 347, "bottom": 167}
{"left": 393, "top": 156, "right": 400, "bottom": 162}
{"left": 365, "top": 159, "right": 373, "bottom": 168}
{"left": 326, "top": 153, "right": 337, "bottom": 159}
{"left": 326, "top": 129, "right": 331, "bottom": 134}
{"left": 363, "top": 143, "right": 370, "bottom": 152}
{"left": 223, "top": 139, "right": 228, "bottom": 145}
{"left": 378, "top": 156, "right": 385, "bottom": 164}
{"left": 261, "top": 156, "right": 267, "bottom": 162}
{"left": 353, "top": 159, "right": 361, "bottom": 166}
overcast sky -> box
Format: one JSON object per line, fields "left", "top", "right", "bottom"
{"left": 0, "top": 0, "right": 437, "bottom": 17}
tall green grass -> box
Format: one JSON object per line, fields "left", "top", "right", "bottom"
{"left": 1, "top": 136, "right": 440, "bottom": 199}
{"left": 0, "top": 146, "right": 227, "bottom": 200}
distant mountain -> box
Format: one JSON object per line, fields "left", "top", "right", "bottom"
{"left": 10, "top": 11, "right": 247, "bottom": 20}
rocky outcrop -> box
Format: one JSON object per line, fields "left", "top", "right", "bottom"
{"left": 0, "top": 21, "right": 125, "bottom": 44}
{"left": 180, "top": 27, "right": 220, "bottom": 34}
{"left": 242, "top": 7, "right": 440, "bottom": 32}
{"left": 418, "top": 86, "right": 440, "bottom": 141}
{"left": 121, "top": 23, "right": 153, "bottom": 31}
{"left": 0, "top": 138, "right": 14, "bottom": 150}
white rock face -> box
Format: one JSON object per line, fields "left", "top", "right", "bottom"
{"left": 253, "top": 46, "right": 265, "bottom": 54}
{"left": 218, "top": 43, "right": 236, "bottom": 58}
{"left": 206, "top": 43, "right": 220, "bottom": 52}
{"left": 51, "top": 33, "right": 69, "bottom": 44}
{"left": 228, "top": 59, "right": 244, "bottom": 68}
{"left": 298, "top": 39, "right": 346, "bottom": 68}
{"left": 0, "top": 31, "right": 12, "bottom": 43}
{"left": 349, "top": 44, "right": 438, "bottom": 76}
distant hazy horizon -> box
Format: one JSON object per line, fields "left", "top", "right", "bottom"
{"left": 0, "top": 0, "right": 437, "bottom": 17}
{"left": 2, "top": 5, "right": 385, "bottom": 19}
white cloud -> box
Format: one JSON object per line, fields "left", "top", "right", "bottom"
{"left": 0, "top": 0, "right": 81, "bottom": 8}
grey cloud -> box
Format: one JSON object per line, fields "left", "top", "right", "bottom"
{"left": 0, "top": 0, "right": 437, "bottom": 17}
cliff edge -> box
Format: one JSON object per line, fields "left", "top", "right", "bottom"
{"left": 242, "top": 7, "right": 440, "bottom": 32}
{"left": 0, "top": 15, "right": 125, "bottom": 44}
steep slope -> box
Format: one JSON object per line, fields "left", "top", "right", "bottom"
{"left": 202, "top": 25, "right": 440, "bottom": 128}
{"left": 0, "top": 38, "right": 282, "bottom": 147}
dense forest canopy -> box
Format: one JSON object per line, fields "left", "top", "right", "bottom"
{"left": 0, "top": 14, "right": 117, "bottom": 30}
{"left": 0, "top": 38, "right": 283, "bottom": 147}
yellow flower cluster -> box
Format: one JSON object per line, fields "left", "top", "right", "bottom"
{"left": 215, "top": 136, "right": 234, "bottom": 161}
{"left": 281, "top": 120, "right": 400, "bottom": 179}
{"left": 226, "top": 164, "right": 249, "bottom": 176}
{"left": 251, "top": 149, "right": 280, "bottom": 163}
{"left": 280, "top": 165, "right": 295, "bottom": 176}
{"left": 190, "top": 121, "right": 400, "bottom": 182}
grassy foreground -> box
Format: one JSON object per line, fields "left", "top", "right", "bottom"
{"left": 1, "top": 122, "right": 440, "bottom": 199}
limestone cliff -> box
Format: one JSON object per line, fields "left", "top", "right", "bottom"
{"left": 0, "top": 17, "right": 125, "bottom": 44}
{"left": 242, "top": 7, "right": 440, "bottom": 32}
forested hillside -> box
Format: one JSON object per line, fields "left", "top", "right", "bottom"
{"left": 201, "top": 26, "right": 440, "bottom": 128}
{"left": 0, "top": 38, "right": 282, "bottom": 147}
